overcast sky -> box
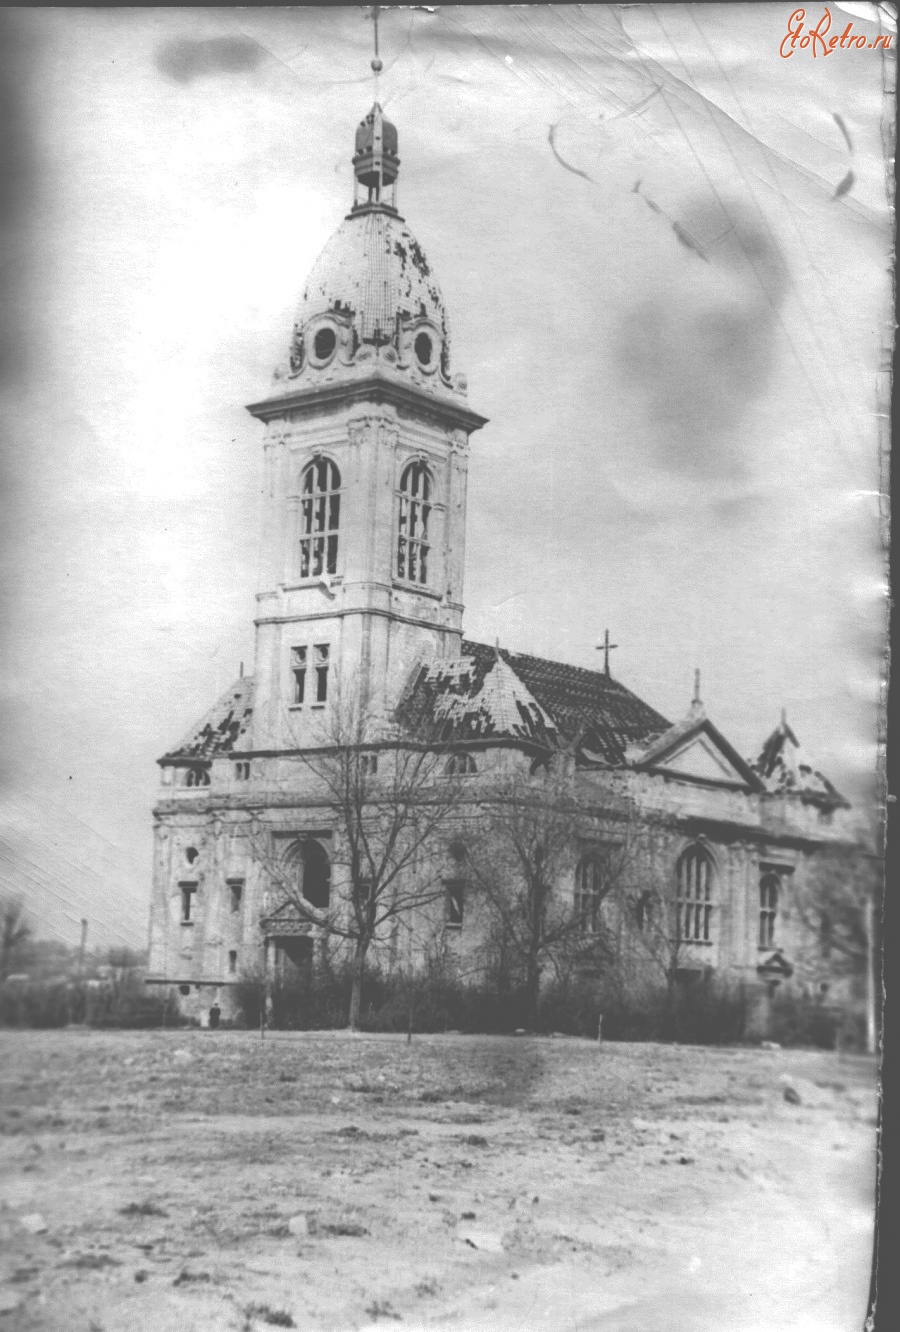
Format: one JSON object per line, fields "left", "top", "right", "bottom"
{"left": 0, "top": 4, "right": 892, "bottom": 947}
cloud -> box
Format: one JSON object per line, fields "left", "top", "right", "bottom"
{"left": 154, "top": 36, "right": 266, "bottom": 85}
{"left": 613, "top": 195, "right": 789, "bottom": 481}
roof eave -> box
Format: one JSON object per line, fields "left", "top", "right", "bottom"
{"left": 246, "top": 373, "right": 488, "bottom": 433}
{"left": 635, "top": 717, "right": 768, "bottom": 793}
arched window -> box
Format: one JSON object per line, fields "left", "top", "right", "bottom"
{"left": 287, "top": 840, "right": 331, "bottom": 910}
{"left": 397, "top": 461, "right": 432, "bottom": 585}
{"left": 759, "top": 873, "right": 779, "bottom": 947}
{"left": 575, "top": 856, "right": 604, "bottom": 935}
{"left": 446, "top": 752, "right": 476, "bottom": 776}
{"left": 445, "top": 880, "right": 465, "bottom": 928}
{"left": 444, "top": 840, "right": 467, "bottom": 929}
{"left": 184, "top": 766, "right": 210, "bottom": 788}
{"left": 676, "top": 846, "right": 715, "bottom": 943}
{"left": 299, "top": 458, "right": 341, "bottom": 580}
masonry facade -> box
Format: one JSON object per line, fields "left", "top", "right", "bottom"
{"left": 147, "top": 104, "right": 860, "bottom": 1027}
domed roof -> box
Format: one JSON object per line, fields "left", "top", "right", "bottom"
{"left": 295, "top": 209, "right": 448, "bottom": 347}
{"left": 263, "top": 104, "right": 475, "bottom": 407}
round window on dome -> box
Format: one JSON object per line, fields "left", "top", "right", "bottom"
{"left": 414, "top": 332, "right": 433, "bottom": 367}
{"left": 313, "top": 327, "right": 337, "bottom": 361}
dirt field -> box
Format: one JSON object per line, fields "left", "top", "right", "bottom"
{"left": 0, "top": 1029, "right": 877, "bottom": 1332}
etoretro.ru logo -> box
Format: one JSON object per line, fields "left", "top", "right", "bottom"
{"left": 780, "top": 7, "right": 893, "bottom": 56}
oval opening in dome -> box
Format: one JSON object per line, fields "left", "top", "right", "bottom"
{"left": 414, "top": 332, "right": 433, "bottom": 367}
{"left": 313, "top": 327, "right": 337, "bottom": 361}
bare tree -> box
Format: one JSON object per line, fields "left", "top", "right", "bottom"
{"left": 463, "top": 765, "right": 637, "bottom": 1030}
{"left": 794, "top": 847, "right": 879, "bottom": 971}
{"left": 793, "top": 845, "right": 882, "bottom": 1052}
{"left": 0, "top": 896, "right": 32, "bottom": 982}
{"left": 624, "top": 878, "right": 681, "bottom": 991}
{"left": 613, "top": 823, "right": 704, "bottom": 1031}
{"left": 249, "top": 680, "right": 468, "bottom": 1030}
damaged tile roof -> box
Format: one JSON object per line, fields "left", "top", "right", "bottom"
{"left": 400, "top": 640, "right": 671, "bottom": 765}
{"left": 751, "top": 719, "right": 848, "bottom": 807}
{"left": 162, "top": 677, "right": 254, "bottom": 761}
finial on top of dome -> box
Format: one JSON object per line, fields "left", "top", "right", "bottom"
{"left": 351, "top": 102, "right": 400, "bottom": 214}
{"left": 354, "top": 7, "right": 399, "bottom": 213}
{"left": 369, "top": 5, "right": 383, "bottom": 73}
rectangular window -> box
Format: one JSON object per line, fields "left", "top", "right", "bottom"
{"left": 228, "top": 879, "right": 244, "bottom": 914}
{"left": 180, "top": 882, "right": 198, "bottom": 924}
{"left": 228, "top": 950, "right": 238, "bottom": 975}
{"left": 360, "top": 753, "right": 378, "bottom": 776}
{"left": 293, "top": 647, "right": 308, "bottom": 705}
{"left": 446, "top": 880, "right": 465, "bottom": 928}
{"left": 759, "top": 875, "right": 779, "bottom": 948}
{"left": 314, "top": 644, "right": 329, "bottom": 702}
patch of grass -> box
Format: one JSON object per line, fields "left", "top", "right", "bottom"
{"left": 322, "top": 1221, "right": 369, "bottom": 1237}
{"left": 61, "top": 1253, "right": 121, "bottom": 1270}
{"left": 119, "top": 1201, "right": 168, "bottom": 1217}
{"left": 172, "top": 1268, "right": 211, "bottom": 1286}
{"left": 365, "top": 1300, "right": 402, "bottom": 1321}
{"left": 244, "top": 1304, "right": 296, "bottom": 1328}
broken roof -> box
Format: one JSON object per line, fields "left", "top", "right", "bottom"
{"left": 750, "top": 719, "right": 849, "bottom": 808}
{"left": 400, "top": 640, "right": 671, "bottom": 764}
{"left": 161, "top": 677, "right": 254, "bottom": 762}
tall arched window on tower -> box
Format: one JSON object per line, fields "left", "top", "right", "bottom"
{"left": 397, "top": 461, "right": 432, "bottom": 585}
{"left": 299, "top": 458, "right": 341, "bottom": 580}
{"left": 676, "top": 845, "right": 715, "bottom": 944}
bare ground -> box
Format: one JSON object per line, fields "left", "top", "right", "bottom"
{"left": 0, "top": 1029, "right": 877, "bottom": 1332}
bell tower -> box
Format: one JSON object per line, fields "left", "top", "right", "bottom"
{"left": 244, "top": 106, "right": 487, "bottom": 751}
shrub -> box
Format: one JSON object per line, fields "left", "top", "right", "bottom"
{"left": 0, "top": 980, "right": 77, "bottom": 1028}
{"left": 0, "top": 973, "right": 182, "bottom": 1029}
{"left": 671, "top": 978, "right": 747, "bottom": 1046}
{"left": 229, "top": 958, "right": 858, "bottom": 1050}
{"left": 768, "top": 989, "right": 843, "bottom": 1050}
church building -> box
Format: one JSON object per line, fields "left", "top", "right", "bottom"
{"left": 147, "top": 104, "right": 860, "bottom": 1028}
